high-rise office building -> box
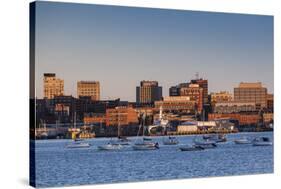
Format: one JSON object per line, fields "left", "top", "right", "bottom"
{"left": 43, "top": 73, "right": 64, "bottom": 99}
{"left": 191, "top": 78, "right": 208, "bottom": 105}
{"left": 136, "top": 80, "right": 162, "bottom": 104}
{"left": 169, "top": 83, "right": 190, "bottom": 96}
{"left": 180, "top": 84, "right": 203, "bottom": 113}
{"left": 77, "top": 81, "right": 100, "bottom": 101}
{"left": 234, "top": 82, "right": 267, "bottom": 108}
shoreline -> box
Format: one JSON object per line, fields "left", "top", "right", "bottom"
{"left": 31, "top": 129, "right": 273, "bottom": 140}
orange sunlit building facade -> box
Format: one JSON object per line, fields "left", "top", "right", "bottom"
{"left": 105, "top": 106, "right": 139, "bottom": 126}
{"left": 208, "top": 113, "right": 260, "bottom": 125}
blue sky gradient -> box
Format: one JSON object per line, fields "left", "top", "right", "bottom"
{"left": 34, "top": 2, "right": 274, "bottom": 101}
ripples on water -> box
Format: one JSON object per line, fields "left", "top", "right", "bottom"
{"left": 34, "top": 132, "right": 273, "bottom": 187}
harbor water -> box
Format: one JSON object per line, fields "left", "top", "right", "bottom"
{"left": 34, "top": 132, "right": 273, "bottom": 187}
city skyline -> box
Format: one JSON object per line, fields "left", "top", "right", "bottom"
{"left": 35, "top": 2, "right": 273, "bottom": 101}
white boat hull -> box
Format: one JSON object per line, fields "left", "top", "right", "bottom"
{"left": 253, "top": 142, "right": 272, "bottom": 146}
{"left": 252, "top": 137, "right": 273, "bottom": 146}
{"left": 195, "top": 143, "right": 217, "bottom": 149}
{"left": 194, "top": 140, "right": 216, "bottom": 146}
{"left": 179, "top": 146, "right": 204, "bottom": 151}
{"left": 132, "top": 143, "right": 159, "bottom": 150}
{"left": 163, "top": 141, "right": 179, "bottom": 145}
{"left": 66, "top": 143, "right": 90, "bottom": 148}
{"left": 234, "top": 140, "right": 252, "bottom": 144}
{"left": 98, "top": 144, "right": 122, "bottom": 151}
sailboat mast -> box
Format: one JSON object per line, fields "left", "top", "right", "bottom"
{"left": 117, "top": 109, "right": 120, "bottom": 137}
{"left": 142, "top": 113, "right": 146, "bottom": 136}
{"left": 74, "top": 112, "right": 76, "bottom": 128}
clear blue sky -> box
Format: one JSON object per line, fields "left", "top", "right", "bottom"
{"left": 34, "top": 1, "right": 273, "bottom": 101}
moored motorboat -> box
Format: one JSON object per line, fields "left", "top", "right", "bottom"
{"left": 179, "top": 145, "right": 204, "bottom": 151}
{"left": 132, "top": 142, "right": 159, "bottom": 150}
{"left": 193, "top": 138, "right": 217, "bottom": 146}
{"left": 97, "top": 143, "right": 123, "bottom": 151}
{"left": 109, "top": 137, "right": 130, "bottom": 146}
{"left": 234, "top": 137, "right": 252, "bottom": 144}
{"left": 113, "top": 140, "right": 130, "bottom": 146}
{"left": 193, "top": 137, "right": 217, "bottom": 148}
{"left": 143, "top": 137, "right": 152, "bottom": 141}
{"left": 216, "top": 134, "right": 227, "bottom": 143}
{"left": 203, "top": 134, "right": 226, "bottom": 143}
{"left": 66, "top": 142, "right": 91, "bottom": 148}
{"left": 252, "top": 137, "right": 272, "bottom": 146}
{"left": 163, "top": 136, "right": 179, "bottom": 145}
{"left": 195, "top": 143, "right": 217, "bottom": 149}
{"left": 74, "top": 138, "right": 84, "bottom": 142}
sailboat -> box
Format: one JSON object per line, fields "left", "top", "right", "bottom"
{"left": 114, "top": 113, "right": 130, "bottom": 145}
{"left": 132, "top": 113, "right": 159, "bottom": 150}
{"left": 98, "top": 109, "right": 126, "bottom": 150}
{"left": 66, "top": 112, "right": 90, "bottom": 148}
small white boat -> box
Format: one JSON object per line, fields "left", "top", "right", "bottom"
{"left": 195, "top": 143, "right": 217, "bottom": 149}
{"left": 66, "top": 142, "right": 90, "bottom": 148}
{"left": 252, "top": 137, "right": 273, "bottom": 146}
{"left": 179, "top": 145, "right": 204, "bottom": 151}
{"left": 132, "top": 142, "right": 159, "bottom": 150}
{"left": 234, "top": 137, "right": 252, "bottom": 144}
{"left": 193, "top": 138, "right": 217, "bottom": 146}
{"left": 74, "top": 138, "right": 84, "bottom": 142}
{"left": 114, "top": 137, "right": 130, "bottom": 145}
{"left": 215, "top": 134, "right": 227, "bottom": 143}
{"left": 203, "top": 134, "right": 226, "bottom": 143}
{"left": 97, "top": 143, "right": 123, "bottom": 151}
{"left": 163, "top": 136, "right": 179, "bottom": 145}
{"left": 193, "top": 137, "right": 217, "bottom": 148}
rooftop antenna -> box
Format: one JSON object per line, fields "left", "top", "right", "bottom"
{"left": 195, "top": 72, "right": 199, "bottom": 80}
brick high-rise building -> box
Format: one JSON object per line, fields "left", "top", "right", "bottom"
{"left": 77, "top": 81, "right": 100, "bottom": 101}
{"left": 136, "top": 81, "right": 162, "bottom": 104}
{"left": 43, "top": 73, "right": 64, "bottom": 99}
{"left": 180, "top": 84, "right": 203, "bottom": 113}
{"left": 191, "top": 78, "right": 208, "bottom": 105}
{"left": 234, "top": 82, "right": 267, "bottom": 108}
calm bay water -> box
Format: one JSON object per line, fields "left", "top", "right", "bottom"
{"left": 34, "top": 132, "right": 273, "bottom": 187}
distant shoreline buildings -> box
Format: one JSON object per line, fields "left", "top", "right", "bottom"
{"left": 36, "top": 73, "right": 273, "bottom": 139}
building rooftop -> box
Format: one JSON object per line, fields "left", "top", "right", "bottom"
{"left": 140, "top": 80, "right": 159, "bottom": 86}
{"left": 238, "top": 82, "right": 263, "bottom": 88}
{"left": 78, "top": 81, "right": 100, "bottom": 84}
{"left": 163, "top": 96, "right": 191, "bottom": 101}
{"left": 44, "top": 73, "right": 56, "bottom": 77}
